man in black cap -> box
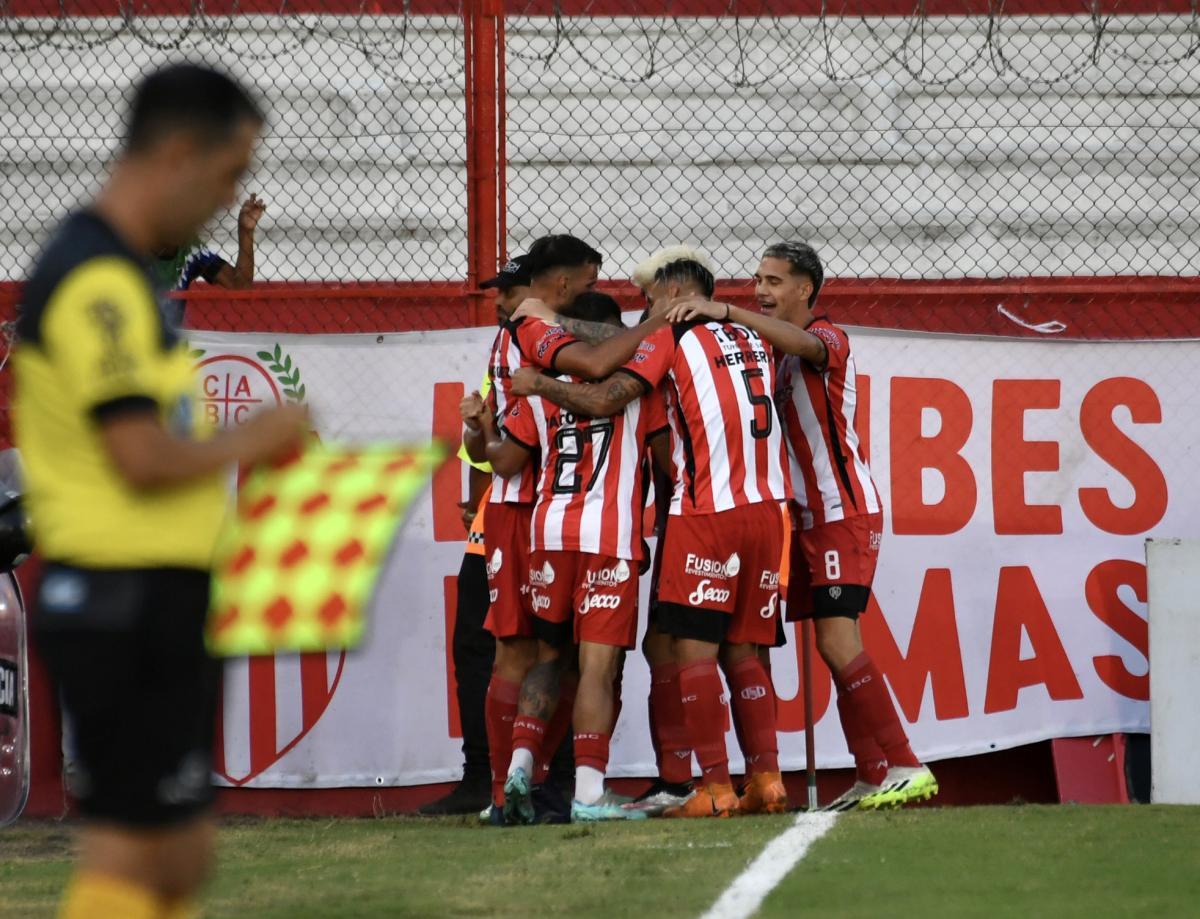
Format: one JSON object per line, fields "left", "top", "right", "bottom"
{"left": 420, "top": 256, "right": 534, "bottom": 817}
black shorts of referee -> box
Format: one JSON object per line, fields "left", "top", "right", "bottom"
{"left": 35, "top": 564, "right": 219, "bottom": 827}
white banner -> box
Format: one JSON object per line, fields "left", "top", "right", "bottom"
{"left": 189, "top": 325, "right": 1198, "bottom": 787}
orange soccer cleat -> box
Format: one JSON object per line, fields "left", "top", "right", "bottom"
{"left": 664, "top": 783, "right": 740, "bottom": 819}
{"left": 737, "top": 772, "right": 790, "bottom": 815}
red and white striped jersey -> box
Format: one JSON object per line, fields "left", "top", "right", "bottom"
{"left": 621, "top": 322, "right": 791, "bottom": 516}
{"left": 502, "top": 388, "right": 668, "bottom": 560}
{"left": 485, "top": 317, "right": 581, "bottom": 505}
{"left": 775, "top": 318, "right": 881, "bottom": 529}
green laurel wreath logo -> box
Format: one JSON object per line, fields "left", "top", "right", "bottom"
{"left": 256, "top": 343, "right": 307, "bottom": 403}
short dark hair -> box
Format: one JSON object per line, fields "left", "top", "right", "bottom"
{"left": 125, "top": 63, "right": 264, "bottom": 154}
{"left": 561, "top": 291, "right": 623, "bottom": 328}
{"left": 655, "top": 258, "right": 715, "bottom": 299}
{"left": 526, "top": 234, "right": 603, "bottom": 278}
{"left": 763, "top": 241, "right": 824, "bottom": 308}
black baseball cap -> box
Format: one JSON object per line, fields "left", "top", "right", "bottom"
{"left": 480, "top": 254, "right": 532, "bottom": 290}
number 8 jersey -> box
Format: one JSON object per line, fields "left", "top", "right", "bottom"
{"left": 621, "top": 321, "right": 792, "bottom": 516}
{"left": 501, "top": 387, "right": 668, "bottom": 561}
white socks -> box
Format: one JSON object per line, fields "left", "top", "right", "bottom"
{"left": 575, "top": 766, "right": 605, "bottom": 805}
{"left": 507, "top": 747, "right": 534, "bottom": 778}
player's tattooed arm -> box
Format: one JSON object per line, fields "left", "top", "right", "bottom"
{"left": 512, "top": 367, "right": 641, "bottom": 418}
{"left": 553, "top": 315, "right": 624, "bottom": 344}
{"left": 519, "top": 660, "right": 563, "bottom": 720}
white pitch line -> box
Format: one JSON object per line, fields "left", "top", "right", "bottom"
{"left": 699, "top": 812, "right": 839, "bottom": 919}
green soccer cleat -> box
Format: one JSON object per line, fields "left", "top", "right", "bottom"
{"left": 504, "top": 768, "right": 536, "bottom": 825}
{"left": 858, "top": 766, "right": 939, "bottom": 810}
{"left": 571, "top": 799, "right": 649, "bottom": 822}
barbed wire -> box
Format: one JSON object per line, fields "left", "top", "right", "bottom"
{"left": 3, "top": 7, "right": 1198, "bottom": 86}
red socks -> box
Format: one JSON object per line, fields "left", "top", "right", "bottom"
{"left": 678, "top": 659, "right": 731, "bottom": 786}
{"left": 511, "top": 714, "right": 547, "bottom": 763}
{"left": 835, "top": 653, "right": 920, "bottom": 770}
{"left": 574, "top": 731, "right": 611, "bottom": 772}
{"left": 835, "top": 691, "right": 888, "bottom": 786}
{"left": 649, "top": 663, "right": 693, "bottom": 785}
{"left": 485, "top": 675, "right": 520, "bottom": 805}
{"left": 535, "top": 675, "right": 578, "bottom": 784}
{"left": 726, "top": 656, "right": 780, "bottom": 775}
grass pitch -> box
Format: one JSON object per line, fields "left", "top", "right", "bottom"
{"left": 2, "top": 806, "right": 1198, "bottom": 917}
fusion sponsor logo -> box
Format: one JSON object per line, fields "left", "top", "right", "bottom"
{"left": 684, "top": 552, "right": 740, "bottom": 580}
{"left": 486, "top": 548, "right": 503, "bottom": 578}
{"left": 740, "top": 685, "right": 768, "bottom": 701}
{"left": 869, "top": 530, "right": 883, "bottom": 551}
{"left": 585, "top": 559, "right": 630, "bottom": 588}
{"left": 531, "top": 590, "right": 552, "bottom": 613}
{"left": 578, "top": 592, "right": 622, "bottom": 616}
{"left": 759, "top": 570, "right": 780, "bottom": 590}
{"left": 529, "top": 560, "right": 556, "bottom": 586}
{"left": 689, "top": 579, "right": 732, "bottom": 606}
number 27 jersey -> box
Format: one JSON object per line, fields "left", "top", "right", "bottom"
{"left": 502, "top": 389, "right": 668, "bottom": 561}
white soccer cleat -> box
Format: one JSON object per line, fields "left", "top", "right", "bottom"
{"left": 822, "top": 780, "right": 882, "bottom": 812}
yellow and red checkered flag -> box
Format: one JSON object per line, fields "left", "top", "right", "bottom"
{"left": 206, "top": 440, "right": 449, "bottom": 656}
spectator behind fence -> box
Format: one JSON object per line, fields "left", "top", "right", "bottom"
{"left": 153, "top": 193, "right": 266, "bottom": 328}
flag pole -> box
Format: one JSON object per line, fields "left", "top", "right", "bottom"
{"left": 801, "top": 618, "right": 818, "bottom": 810}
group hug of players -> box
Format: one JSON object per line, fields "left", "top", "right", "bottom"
{"left": 458, "top": 234, "right": 939, "bottom": 823}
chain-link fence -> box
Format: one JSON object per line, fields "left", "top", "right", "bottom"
{"left": 3, "top": 3, "right": 1200, "bottom": 284}
{"left": 504, "top": 2, "right": 1200, "bottom": 281}
{"left": 1, "top": 7, "right": 466, "bottom": 282}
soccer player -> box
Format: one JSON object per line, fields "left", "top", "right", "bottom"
{"left": 479, "top": 292, "right": 667, "bottom": 822}
{"left": 462, "top": 237, "right": 666, "bottom": 820}
{"left": 667, "top": 241, "right": 938, "bottom": 810}
{"left": 512, "top": 253, "right": 792, "bottom": 819}
{"left": 14, "top": 64, "right": 308, "bottom": 919}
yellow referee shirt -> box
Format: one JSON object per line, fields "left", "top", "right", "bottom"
{"left": 13, "top": 211, "right": 227, "bottom": 569}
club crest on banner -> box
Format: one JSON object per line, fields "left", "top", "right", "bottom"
{"left": 193, "top": 343, "right": 344, "bottom": 786}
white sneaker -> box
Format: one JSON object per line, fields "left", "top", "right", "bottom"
{"left": 822, "top": 780, "right": 882, "bottom": 812}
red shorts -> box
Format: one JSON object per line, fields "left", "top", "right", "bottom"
{"left": 483, "top": 503, "right": 534, "bottom": 639}
{"left": 656, "top": 501, "right": 788, "bottom": 647}
{"left": 785, "top": 511, "right": 883, "bottom": 621}
{"left": 528, "top": 550, "right": 639, "bottom": 649}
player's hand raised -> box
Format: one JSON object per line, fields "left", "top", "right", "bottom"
{"left": 511, "top": 367, "right": 541, "bottom": 397}
{"left": 460, "top": 391, "right": 487, "bottom": 427}
{"left": 664, "top": 297, "right": 728, "bottom": 324}
{"left": 510, "top": 298, "right": 557, "bottom": 325}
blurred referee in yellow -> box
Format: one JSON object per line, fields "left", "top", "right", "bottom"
{"left": 14, "top": 64, "right": 307, "bottom": 919}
